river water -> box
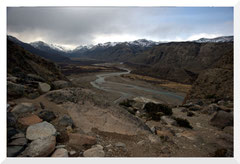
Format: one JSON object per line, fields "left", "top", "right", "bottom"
{"left": 90, "top": 67, "right": 185, "bottom": 104}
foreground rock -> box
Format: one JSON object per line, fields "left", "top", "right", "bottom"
{"left": 51, "top": 148, "right": 68, "bottom": 157}
{"left": 38, "top": 82, "right": 51, "bottom": 93}
{"left": 83, "top": 146, "right": 105, "bottom": 157}
{"left": 7, "top": 81, "right": 25, "bottom": 99}
{"left": 58, "top": 115, "right": 73, "bottom": 127}
{"left": 11, "top": 103, "right": 36, "bottom": 114}
{"left": 53, "top": 80, "right": 70, "bottom": 89}
{"left": 18, "top": 114, "right": 42, "bottom": 126}
{"left": 7, "top": 146, "right": 25, "bottom": 157}
{"left": 68, "top": 133, "right": 96, "bottom": 147}
{"left": 23, "top": 136, "right": 56, "bottom": 157}
{"left": 210, "top": 111, "right": 233, "bottom": 129}
{"left": 38, "top": 110, "right": 56, "bottom": 122}
{"left": 26, "top": 121, "right": 56, "bottom": 140}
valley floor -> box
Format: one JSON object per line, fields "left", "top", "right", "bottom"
{"left": 7, "top": 63, "right": 233, "bottom": 157}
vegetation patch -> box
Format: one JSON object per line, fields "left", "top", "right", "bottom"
{"left": 173, "top": 117, "right": 193, "bottom": 129}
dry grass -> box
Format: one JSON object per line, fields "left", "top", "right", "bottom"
{"left": 122, "top": 74, "right": 191, "bottom": 93}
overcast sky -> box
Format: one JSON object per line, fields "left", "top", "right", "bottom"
{"left": 7, "top": 7, "right": 233, "bottom": 49}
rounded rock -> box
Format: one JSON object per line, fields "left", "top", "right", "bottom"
{"left": 26, "top": 121, "right": 56, "bottom": 140}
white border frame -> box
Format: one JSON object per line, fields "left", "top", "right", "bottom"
{"left": 1, "top": 0, "right": 239, "bottom": 164}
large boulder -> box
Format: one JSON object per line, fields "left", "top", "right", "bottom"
{"left": 23, "top": 136, "right": 56, "bottom": 157}
{"left": 38, "top": 82, "right": 51, "bottom": 93}
{"left": 26, "top": 121, "right": 56, "bottom": 140}
{"left": 53, "top": 80, "right": 70, "bottom": 89}
{"left": 11, "top": 103, "right": 36, "bottom": 114}
{"left": 210, "top": 111, "right": 233, "bottom": 129}
{"left": 68, "top": 133, "right": 96, "bottom": 147}
{"left": 8, "top": 138, "right": 28, "bottom": 146}
{"left": 202, "top": 104, "right": 221, "bottom": 115}
{"left": 7, "top": 81, "right": 25, "bottom": 99}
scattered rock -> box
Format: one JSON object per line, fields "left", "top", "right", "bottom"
{"left": 68, "top": 133, "right": 96, "bottom": 147}
{"left": 38, "top": 82, "right": 51, "bottom": 93}
{"left": 83, "top": 146, "right": 105, "bottom": 157}
{"left": 38, "top": 110, "right": 56, "bottom": 122}
{"left": 11, "top": 132, "right": 25, "bottom": 140}
{"left": 148, "top": 134, "right": 161, "bottom": 144}
{"left": 27, "top": 92, "right": 40, "bottom": 99}
{"left": 8, "top": 138, "right": 28, "bottom": 146}
{"left": 189, "top": 105, "right": 202, "bottom": 111}
{"left": 45, "top": 89, "right": 80, "bottom": 104}
{"left": 137, "top": 140, "right": 145, "bottom": 146}
{"left": 223, "top": 126, "right": 233, "bottom": 135}
{"left": 39, "top": 102, "right": 45, "bottom": 109}
{"left": 53, "top": 80, "right": 70, "bottom": 89}
{"left": 180, "top": 107, "right": 188, "bottom": 113}
{"left": 187, "top": 111, "right": 195, "bottom": 117}
{"left": 7, "top": 146, "right": 25, "bottom": 157}
{"left": 59, "top": 115, "right": 73, "bottom": 127}
{"left": 26, "top": 121, "right": 56, "bottom": 140}
{"left": 51, "top": 148, "right": 68, "bottom": 157}
{"left": 115, "top": 142, "right": 126, "bottom": 148}
{"left": 7, "top": 81, "right": 25, "bottom": 99}
{"left": 11, "top": 103, "right": 36, "bottom": 114}
{"left": 7, "top": 112, "right": 17, "bottom": 127}
{"left": 7, "top": 128, "right": 19, "bottom": 139}
{"left": 7, "top": 76, "right": 18, "bottom": 83}
{"left": 178, "top": 131, "right": 203, "bottom": 142}
{"left": 69, "top": 150, "right": 78, "bottom": 157}
{"left": 56, "top": 130, "right": 69, "bottom": 143}
{"left": 202, "top": 104, "right": 220, "bottom": 115}
{"left": 27, "top": 74, "right": 45, "bottom": 82}
{"left": 161, "top": 116, "right": 177, "bottom": 126}
{"left": 182, "top": 102, "right": 194, "bottom": 108}
{"left": 18, "top": 114, "right": 42, "bottom": 126}
{"left": 210, "top": 111, "right": 233, "bottom": 129}
{"left": 23, "top": 136, "right": 56, "bottom": 157}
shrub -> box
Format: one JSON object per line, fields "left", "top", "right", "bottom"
{"left": 144, "top": 102, "right": 173, "bottom": 116}
{"left": 173, "top": 117, "right": 193, "bottom": 129}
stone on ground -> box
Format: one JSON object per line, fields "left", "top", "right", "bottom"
{"left": 83, "top": 146, "right": 105, "bottom": 157}
{"left": 11, "top": 103, "right": 36, "bottom": 114}
{"left": 68, "top": 133, "right": 96, "bottom": 147}
{"left": 210, "top": 111, "right": 233, "bottom": 129}
{"left": 51, "top": 148, "right": 68, "bottom": 157}
{"left": 18, "top": 114, "right": 42, "bottom": 126}
{"left": 38, "top": 82, "right": 51, "bottom": 93}
{"left": 23, "top": 136, "right": 56, "bottom": 157}
{"left": 38, "top": 110, "right": 56, "bottom": 122}
{"left": 58, "top": 115, "right": 73, "bottom": 127}
{"left": 7, "top": 146, "right": 25, "bottom": 157}
{"left": 8, "top": 138, "right": 28, "bottom": 146}
{"left": 26, "top": 121, "right": 56, "bottom": 140}
{"left": 53, "top": 80, "right": 70, "bottom": 89}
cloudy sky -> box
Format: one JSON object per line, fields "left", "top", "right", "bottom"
{"left": 7, "top": 7, "right": 233, "bottom": 49}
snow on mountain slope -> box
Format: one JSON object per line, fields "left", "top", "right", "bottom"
{"left": 30, "top": 41, "right": 71, "bottom": 52}
{"left": 194, "top": 36, "right": 233, "bottom": 43}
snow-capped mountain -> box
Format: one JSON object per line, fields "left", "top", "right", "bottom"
{"left": 30, "top": 41, "right": 71, "bottom": 53}
{"left": 194, "top": 36, "right": 233, "bottom": 43}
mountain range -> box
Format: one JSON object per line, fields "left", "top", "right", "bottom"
{"left": 8, "top": 35, "right": 233, "bottom": 84}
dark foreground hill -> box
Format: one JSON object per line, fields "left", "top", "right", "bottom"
{"left": 7, "top": 39, "right": 70, "bottom": 100}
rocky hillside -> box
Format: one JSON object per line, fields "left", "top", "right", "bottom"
{"left": 7, "top": 39, "right": 71, "bottom": 100}
{"left": 184, "top": 49, "right": 233, "bottom": 102}
{"left": 129, "top": 42, "right": 233, "bottom": 84}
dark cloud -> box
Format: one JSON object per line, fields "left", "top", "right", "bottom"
{"left": 7, "top": 7, "right": 233, "bottom": 47}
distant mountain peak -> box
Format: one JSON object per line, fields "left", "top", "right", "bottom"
{"left": 194, "top": 36, "right": 233, "bottom": 43}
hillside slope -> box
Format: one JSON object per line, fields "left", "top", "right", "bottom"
{"left": 129, "top": 42, "right": 233, "bottom": 84}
